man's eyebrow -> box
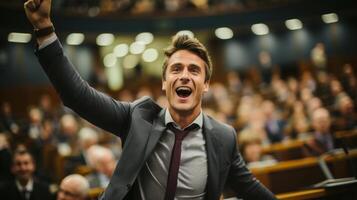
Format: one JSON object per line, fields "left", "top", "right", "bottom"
{"left": 189, "top": 64, "right": 201, "bottom": 68}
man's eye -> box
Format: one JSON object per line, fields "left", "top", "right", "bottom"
{"left": 191, "top": 68, "right": 200, "bottom": 74}
{"left": 172, "top": 67, "right": 180, "bottom": 72}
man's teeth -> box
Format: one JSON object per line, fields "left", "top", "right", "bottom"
{"left": 176, "top": 87, "right": 191, "bottom": 92}
{"left": 176, "top": 87, "right": 192, "bottom": 97}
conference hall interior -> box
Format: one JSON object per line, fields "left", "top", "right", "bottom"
{"left": 0, "top": 0, "right": 356, "bottom": 199}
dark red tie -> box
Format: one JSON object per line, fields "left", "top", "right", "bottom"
{"left": 164, "top": 123, "right": 198, "bottom": 200}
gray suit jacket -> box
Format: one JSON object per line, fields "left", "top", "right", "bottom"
{"left": 36, "top": 40, "right": 276, "bottom": 200}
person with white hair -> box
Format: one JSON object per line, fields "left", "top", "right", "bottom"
{"left": 57, "top": 174, "right": 89, "bottom": 200}
{"left": 86, "top": 145, "right": 117, "bottom": 188}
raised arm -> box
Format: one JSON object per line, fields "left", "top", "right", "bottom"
{"left": 24, "top": 0, "right": 131, "bottom": 136}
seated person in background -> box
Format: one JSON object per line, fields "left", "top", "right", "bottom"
{"left": 303, "top": 108, "right": 335, "bottom": 156}
{"left": 0, "top": 147, "right": 54, "bottom": 200}
{"left": 86, "top": 145, "right": 117, "bottom": 188}
{"left": 332, "top": 94, "right": 356, "bottom": 131}
{"left": 57, "top": 174, "right": 89, "bottom": 200}
{"left": 238, "top": 130, "right": 276, "bottom": 168}
{"left": 261, "top": 100, "right": 286, "bottom": 143}
{"left": 65, "top": 127, "right": 99, "bottom": 175}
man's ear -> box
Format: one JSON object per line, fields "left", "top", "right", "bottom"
{"left": 203, "top": 81, "right": 210, "bottom": 93}
{"left": 162, "top": 79, "right": 166, "bottom": 91}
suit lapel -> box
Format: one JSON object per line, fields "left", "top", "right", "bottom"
{"left": 203, "top": 114, "right": 223, "bottom": 200}
{"left": 143, "top": 109, "right": 166, "bottom": 160}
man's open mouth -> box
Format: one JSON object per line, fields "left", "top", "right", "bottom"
{"left": 176, "top": 86, "right": 192, "bottom": 98}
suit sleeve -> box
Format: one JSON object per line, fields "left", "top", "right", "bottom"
{"left": 35, "top": 39, "right": 130, "bottom": 136}
{"left": 227, "top": 128, "right": 277, "bottom": 200}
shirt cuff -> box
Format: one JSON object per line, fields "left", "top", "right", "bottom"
{"left": 38, "top": 34, "right": 58, "bottom": 50}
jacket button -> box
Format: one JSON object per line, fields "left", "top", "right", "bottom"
{"left": 126, "top": 184, "right": 132, "bottom": 190}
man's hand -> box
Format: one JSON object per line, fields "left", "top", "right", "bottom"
{"left": 24, "top": 0, "right": 52, "bottom": 29}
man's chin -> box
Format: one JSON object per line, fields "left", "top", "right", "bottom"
{"left": 171, "top": 104, "right": 193, "bottom": 113}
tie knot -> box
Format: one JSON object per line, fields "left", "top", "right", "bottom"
{"left": 168, "top": 123, "right": 199, "bottom": 141}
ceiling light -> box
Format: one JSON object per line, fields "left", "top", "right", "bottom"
{"left": 103, "top": 53, "right": 117, "bottom": 68}
{"left": 114, "top": 44, "right": 129, "bottom": 58}
{"left": 215, "top": 27, "right": 234, "bottom": 40}
{"left": 96, "top": 33, "right": 114, "bottom": 46}
{"left": 251, "top": 23, "right": 269, "bottom": 35}
{"left": 142, "top": 48, "right": 159, "bottom": 62}
{"left": 136, "top": 32, "right": 154, "bottom": 45}
{"left": 322, "top": 13, "right": 339, "bottom": 24}
{"left": 129, "top": 41, "right": 146, "bottom": 54}
{"left": 285, "top": 19, "right": 303, "bottom": 30}
{"left": 8, "top": 32, "right": 31, "bottom": 43}
{"left": 66, "top": 33, "right": 85, "bottom": 45}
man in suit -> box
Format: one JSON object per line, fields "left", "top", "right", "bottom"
{"left": 0, "top": 148, "right": 54, "bottom": 200}
{"left": 24, "top": 0, "right": 276, "bottom": 199}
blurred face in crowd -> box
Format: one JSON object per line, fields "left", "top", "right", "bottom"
{"left": 162, "top": 50, "right": 209, "bottom": 118}
{"left": 243, "top": 142, "right": 262, "bottom": 163}
{"left": 57, "top": 176, "right": 87, "bottom": 200}
{"left": 96, "top": 152, "right": 116, "bottom": 177}
{"left": 312, "top": 108, "right": 331, "bottom": 134}
{"left": 11, "top": 152, "right": 35, "bottom": 185}
{"left": 29, "top": 107, "right": 42, "bottom": 124}
{"left": 339, "top": 96, "right": 354, "bottom": 114}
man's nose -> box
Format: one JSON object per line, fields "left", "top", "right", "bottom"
{"left": 179, "top": 68, "right": 190, "bottom": 81}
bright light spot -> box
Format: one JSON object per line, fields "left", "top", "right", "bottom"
{"left": 285, "top": 19, "right": 303, "bottom": 30}
{"left": 215, "top": 27, "right": 234, "bottom": 40}
{"left": 96, "top": 33, "right": 114, "bottom": 46}
{"left": 142, "top": 48, "right": 159, "bottom": 62}
{"left": 114, "top": 44, "right": 129, "bottom": 58}
{"left": 103, "top": 53, "right": 117, "bottom": 68}
{"left": 136, "top": 32, "right": 154, "bottom": 45}
{"left": 251, "top": 23, "right": 269, "bottom": 35}
{"left": 322, "top": 13, "right": 339, "bottom": 24}
{"left": 129, "top": 41, "right": 146, "bottom": 54}
{"left": 106, "top": 64, "right": 123, "bottom": 91}
{"left": 176, "top": 30, "right": 194, "bottom": 38}
{"left": 123, "top": 55, "right": 139, "bottom": 69}
{"left": 66, "top": 33, "right": 85, "bottom": 45}
{"left": 8, "top": 32, "right": 31, "bottom": 43}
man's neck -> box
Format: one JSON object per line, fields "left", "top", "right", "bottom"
{"left": 18, "top": 178, "right": 30, "bottom": 187}
{"left": 168, "top": 107, "right": 201, "bottom": 129}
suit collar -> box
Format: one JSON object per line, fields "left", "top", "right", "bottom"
{"left": 15, "top": 178, "right": 33, "bottom": 192}
{"left": 164, "top": 109, "right": 204, "bottom": 129}
{"left": 144, "top": 109, "right": 167, "bottom": 159}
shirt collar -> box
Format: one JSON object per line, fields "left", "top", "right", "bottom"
{"left": 15, "top": 179, "right": 33, "bottom": 192}
{"left": 164, "top": 108, "right": 203, "bottom": 130}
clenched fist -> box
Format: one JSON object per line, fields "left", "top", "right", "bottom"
{"left": 24, "top": 0, "right": 52, "bottom": 30}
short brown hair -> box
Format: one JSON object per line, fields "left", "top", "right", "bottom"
{"left": 162, "top": 34, "right": 212, "bottom": 82}
{"left": 12, "top": 147, "right": 34, "bottom": 164}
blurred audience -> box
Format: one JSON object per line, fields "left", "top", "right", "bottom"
{"left": 48, "top": 0, "right": 299, "bottom": 16}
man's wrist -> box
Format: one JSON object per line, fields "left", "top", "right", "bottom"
{"left": 32, "top": 19, "right": 53, "bottom": 30}
{"left": 34, "top": 26, "right": 55, "bottom": 38}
